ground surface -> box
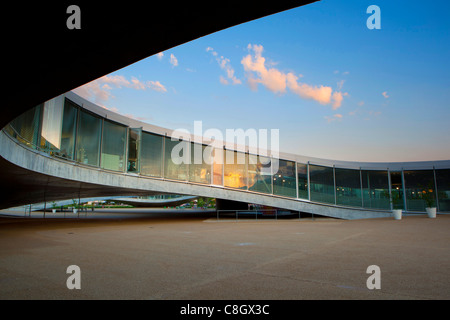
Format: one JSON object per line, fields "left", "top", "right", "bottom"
{"left": 0, "top": 209, "right": 449, "bottom": 300}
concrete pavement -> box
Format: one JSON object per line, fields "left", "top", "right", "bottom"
{"left": 0, "top": 210, "right": 449, "bottom": 300}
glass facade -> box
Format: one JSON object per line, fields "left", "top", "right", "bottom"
{"left": 60, "top": 99, "right": 78, "bottom": 160}
{"left": 273, "top": 159, "right": 296, "bottom": 198}
{"left": 7, "top": 104, "right": 42, "bottom": 148}
{"left": 76, "top": 109, "right": 102, "bottom": 167}
{"left": 297, "top": 163, "right": 308, "bottom": 200}
{"left": 361, "top": 170, "right": 390, "bottom": 209}
{"left": 127, "top": 128, "right": 141, "bottom": 173}
{"left": 40, "top": 97, "right": 63, "bottom": 155}
{"left": 390, "top": 171, "right": 404, "bottom": 210}
{"left": 436, "top": 169, "right": 450, "bottom": 212}
{"left": 224, "top": 150, "right": 247, "bottom": 190}
{"left": 189, "top": 142, "right": 211, "bottom": 184}
{"left": 309, "top": 165, "right": 335, "bottom": 204}
{"left": 101, "top": 120, "right": 127, "bottom": 172}
{"left": 335, "top": 168, "right": 362, "bottom": 207}
{"left": 248, "top": 154, "right": 272, "bottom": 194}
{"left": 164, "top": 137, "right": 188, "bottom": 181}
{"left": 212, "top": 147, "right": 223, "bottom": 186}
{"left": 140, "top": 132, "right": 163, "bottom": 177}
{"left": 4, "top": 95, "right": 450, "bottom": 216}
{"left": 404, "top": 170, "right": 436, "bottom": 211}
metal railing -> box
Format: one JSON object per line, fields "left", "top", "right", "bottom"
{"left": 216, "top": 209, "right": 311, "bottom": 221}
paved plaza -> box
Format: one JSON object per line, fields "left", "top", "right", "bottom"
{"left": 0, "top": 210, "right": 449, "bottom": 300}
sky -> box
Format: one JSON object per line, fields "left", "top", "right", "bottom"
{"left": 73, "top": 0, "right": 450, "bottom": 163}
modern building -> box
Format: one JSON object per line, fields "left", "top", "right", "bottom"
{"left": 1, "top": 91, "right": 449, "bottom": 219}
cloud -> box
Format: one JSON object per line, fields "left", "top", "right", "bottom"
{"left": 382, "top": 91, "right": 389, "bottom": 98}
{"left": 286, "top": 73, "right": 332, "bottom": 104}
{"left": 169, "top": 53, "right": 178, "bottom": 67}
{"left": 331, "top": 91, "right": 347, "bottom": 110}
{"left": 219, "top": 76, "right": 229, "bottom": 85}
{"left": 147, "top": 80, "right": 167, "bottom": 92}
{"left": 156, "top": 52, "right": 164, "bottom": 60}
{"left": 73, "top": 74, "right": 167, "bottom": 106}
{"left": 207, "top": 47, "right": 241, "bottom": 85}
{"left": 242, "top": 44, "right": 347, "bottom": 109}
{"left": 325, "top": 113, "right": 343, "bottom": 123}
{"left": 242, "top": 44, "right": 287, "bottom": 94}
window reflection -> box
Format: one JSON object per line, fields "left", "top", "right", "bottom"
{"left": 60, "top": 99, "right": 78, "bottom": 160}
{"left": 297, "top": 163, "right": 308, "bottom": 200}
{"left": 273, "top": 159, "right": 296, "bottom": 198}
{"left": 189, "top": 142, "right": 211, "bottom": 184}
{"left": 248, "top": 154, "right": 272, "bottom": 194}
{"left": 224, "top": 150, "right": 247, "bottom": 189}
{"left": 390, "top": 171, "right": 404, "bottom": 210}
{"left": 436, "top": 169, "right": 450, "bottom": 212}
{"left": 40, "top": 96, "right": 64, "bottom": 154}
{"left": 404, "top": 170, "right": 435, "bottom": 211}
{"left": 309, "top": 165, "right": 335, "bottom": 204}
{"left": 76, "top": 110, "right": 102, "bottom": 167}
{"left": 335, "top": 168, "right": 362, "bottom": 207}
{"left": 101, "top": 120, "right": 127, "bottom": 172}
{"left": 212, "top": 147, "right": 223, "bottom": 186}
{"left": 164, "top": 137, "right": 188, "bottom": 181}
{"left": 7, "top": 104, "right": 42, "bottom": 148}
{"left": 361, "top": 170, "right": 390, "bottom": 209}
{"left": 127, "top": 128, "right": 141, "bottom": 173}
{"left": 141, "top": 132, "right": 163, "bottom": 177}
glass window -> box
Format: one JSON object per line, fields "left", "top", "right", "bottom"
{"left": 101, "top": 120, "right": 127, "bottom": 172}
{"left": 404, "top": 170, "right": 436, "bottom": 211}
{"left": 59, "top": 99, "right": 78, "bottom": 160}
{"left": 309, "top": 165, "right": 335, "bottom": 204}
{"left": 75, "top": 110, "right": 102, "bottom": 167}
{"left": 361, "top": 170, "right": 390, "bottom": 209}
{"left": 164, "top": 137, "right": 188, "bottom": 181}
{"left": 212, "top": 147, "right": 223, "bottom": 186}
{"left": 127, "top": 128, "right": 141, "bottom": 173}
{"left": 390, "top": 171, "right": 404, "bottom": 210}
{"left": 335, "top": 168, "right": 362, "bottom": 207}
{"left": 248, "top": 154, "right": 272, "bottom": 194}
{"left": 189, "top": 142, "right": 211, "bottom": 184}
{"left": 40, "top": 97, "right": 63, "bottom": 154}
{"left": 224, "top": 150, "right": 247, "bottom": 190}
{"left": 140, "top": 131, "right": 163, "bottom": 177}
{"left": 7, "top": 104, "right": 42, "bottom": 148}
{"left": 297, "top": 163, "right": 308, "bottom": 200}
{"left": 436, "top": 169, "right": 450, "bottom": 212}
{"left": 273, "top": 159, "right": 296, "bottom": 198}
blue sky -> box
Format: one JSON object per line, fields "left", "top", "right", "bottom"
{"left": 74, "top": 0, "right": 450, "bottom": 162}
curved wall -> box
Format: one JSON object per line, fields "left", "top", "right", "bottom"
{"left": 2, "top": 91, "right": 450, "bottom": 218}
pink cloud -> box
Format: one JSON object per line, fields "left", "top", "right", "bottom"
{"left": 241, "top": 44, "right": 287, "bottom": 94}
{"left": 287, "top": 73, "right": 332, "bottom": 105}
{"left": 325, "top": 113, "right": 343, "bottom": 123}
{"left": 207, "top": 47, "right": 241, "bottom": 85}
{"left": 73, "top": 75, "right": 167, "bottom": 106}
{"left": 242, "top": 44, "right": 347, "bottom": 108}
